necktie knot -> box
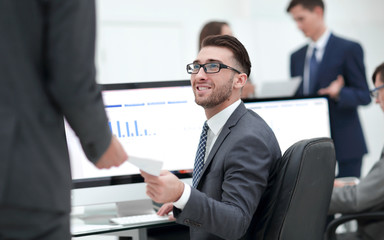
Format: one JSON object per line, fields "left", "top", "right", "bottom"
{"left": 312, "top": 47, "right": 317, "bottom": 58}
{"left": 192, "top": 122, "right": 209, "bottom": 188}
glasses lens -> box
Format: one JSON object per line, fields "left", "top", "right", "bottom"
{"left": 187, "top": 64, "right": 197, "bottom": 74}
{"left": 205, "top": 63, "right": 220, "bottom": 73}
{"left": 370, "top": 88, "right": 379, "bottom": 98}
{"left": 371, "top": 84, "right": 384, "bottom": 97}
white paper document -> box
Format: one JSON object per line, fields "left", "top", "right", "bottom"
{"left": 128, "top": 156, "right": 163, "bottom": 176}
{"left": 258, "top": 76, "right": 302, "bottom": 98}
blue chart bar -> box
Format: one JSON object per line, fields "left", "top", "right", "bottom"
{"left": 135, "top": 121, "right": 139, "bottom": 136}
{"left": 126, "top": 122, "right": 130, "bottom": 137}
{"left": 117, "top": 121, "right": 121, "bottom": 137}
{"left": 110, "top": 120, "right": 154, "bottom": 138}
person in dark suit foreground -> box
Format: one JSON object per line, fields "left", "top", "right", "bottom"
{"left": 141, "top": 35, "right": 281, "bottom": 240}
{"left": 286, "top": 0, "right": 371, "bottom": 178}
{"left": 0, "top": 0, "right": 127, "bottom": 239}
{"left": 328, "top": 62, "right": 384, "bottom": 240}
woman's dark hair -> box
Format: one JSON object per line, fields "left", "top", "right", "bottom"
{"left": 199, "top": 21, "right": 229, "bottom": 50}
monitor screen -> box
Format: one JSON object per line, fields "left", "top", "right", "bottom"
{"left": 68, "top": 80, "right": 205, "bottom": 206}
{"left": 68, "top": 82, "right": 331, "bottom": 207}
{"left": 244, "top": 96, "right": 331, "bottom": 152}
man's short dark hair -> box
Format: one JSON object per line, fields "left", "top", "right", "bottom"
{"left": 372, "top": 62, "right": 384, "bottom": 84}
{"left": 201, "top": 35, "right": 251, "bottom": 77}
{"left": 199, "top": 21, "right": 229, "bottom": 50}
{"left": 286, "top": 0, "right": 325, "bottom": 12}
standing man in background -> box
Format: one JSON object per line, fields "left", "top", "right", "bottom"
{"left": 287, "top": 0, "right": 371, "bottom": 178}
{"left": 0, "top": 0, "right": 127, "bottom": 239}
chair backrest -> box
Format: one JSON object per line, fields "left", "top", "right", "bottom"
{"left": 247, "top": 137, "right": 336, "bottom": 240}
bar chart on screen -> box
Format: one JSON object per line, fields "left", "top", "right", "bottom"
{"left": 67, "top": 83, "right": 206, "bottom": 181}
{"left": 109, "top": 120, "right": 156, "bottom": 138}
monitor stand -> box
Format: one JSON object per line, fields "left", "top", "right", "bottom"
{"left": 116, "top": 199, "right": 156, "bottom": 217}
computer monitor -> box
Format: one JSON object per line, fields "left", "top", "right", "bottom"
{"left": 69, "top": 80, "right": 205, "bottom": 207}
{"left": 244, "top": 96, "right": 331, "bottom": 152}
{"left": 69, "top": 81, "right": 331, "bottom": 208}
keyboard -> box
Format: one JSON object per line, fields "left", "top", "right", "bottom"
{"left": 110, "top": 213, "right": 171, "bottom": 226}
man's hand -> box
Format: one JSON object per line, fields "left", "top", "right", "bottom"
{"left": 157, "top": 202, "right": 176, "bottom": 221}
{"left": 318, "top": 75, "right": 345, "bottom": 99}
{"left": 95, "top": 136, "right": 128, "bottom": 169}
{"left": 141, "top": 170, "right": 184, "bottom": 204}
{"left": 334, "top": 177, "right": 359, "bottom": 188}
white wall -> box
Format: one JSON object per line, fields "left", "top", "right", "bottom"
{"left": 95, "top": 0, "right": 384, "bottom": 177}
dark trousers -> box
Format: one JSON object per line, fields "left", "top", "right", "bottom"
{"left": 337, "top": 157, "right": 363, "bottom": 178}
{"left": 0, "top": 206, "right": 70, "bottom": 240}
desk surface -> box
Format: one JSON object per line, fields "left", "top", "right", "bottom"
{"left": 71, "top": 203, "right": 175, "bottom": 237}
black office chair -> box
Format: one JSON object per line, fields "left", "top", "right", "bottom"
{"left": 247, "top": 137, "right": 336, "bottom": 240}
{"left": 324, "top": 211, "right": 384, "bottom": 240}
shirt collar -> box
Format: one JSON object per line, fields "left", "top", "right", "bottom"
{"left": 309, "top": 28, "right": 331, "bottom": 51}
{"left": 207, "top": 99, "right": 241, "bottom": 135}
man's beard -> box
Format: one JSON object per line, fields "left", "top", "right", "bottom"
{"left": 195, "top": 75, "right": 234, "bottom": 109}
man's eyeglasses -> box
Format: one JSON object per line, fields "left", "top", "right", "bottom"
{"left": 370, "top": 84, "right": 384, "bottom": 98}
{"left": 186, "top": 63, "right": 241, "bottom": 74}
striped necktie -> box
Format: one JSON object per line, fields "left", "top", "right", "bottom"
{"left": 192, "top": 122, "right": 209, "bottom": 188}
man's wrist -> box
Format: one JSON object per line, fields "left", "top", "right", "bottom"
{"left": 174, "top": 180, "right": 185, "bottom": 202}
{"left": 173, "top": 182, "right": 191, "bottom": 210}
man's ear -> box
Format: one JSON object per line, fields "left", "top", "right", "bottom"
{"left": 313, "top": 6, "right": 324, "bottom": 18}
{"left": 234, "top": 73, "right": 247, "bottom": 89}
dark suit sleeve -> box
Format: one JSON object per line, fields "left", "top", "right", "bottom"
{"left": 45, "top": 0, "right": 111, "bottom": 163}
{"left": 337, "top": 42, "right": 371, "bottom": 108}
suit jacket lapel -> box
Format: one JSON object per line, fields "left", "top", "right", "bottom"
{"left": 295, "top": 46, "right": 308, "bottom": 96}
{"left": 196, "top": 103, "right": 248, "bottom": 187}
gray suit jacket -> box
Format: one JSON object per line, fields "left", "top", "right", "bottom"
{"left": 0, "top": 0, "right": 111, "bottom": 213}
{"left": 329, "top": 147, "right": 384, "bottom": 239}
{"left": 174, "top": 103, "right": 281, "bottom": 240}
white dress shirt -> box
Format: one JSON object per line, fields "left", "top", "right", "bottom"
{"left": 173, "top": 99, "right": 241, "bottom": 209}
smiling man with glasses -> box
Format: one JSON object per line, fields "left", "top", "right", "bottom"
{"left": 141, "top": 35, "right": 281, "bottom": 240}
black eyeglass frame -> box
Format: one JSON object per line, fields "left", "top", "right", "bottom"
{"left": 370, "top": 84, "right": 384, "bottom": 98}
{"left": 186, "top": 63, "right": 242, "bottom": 74}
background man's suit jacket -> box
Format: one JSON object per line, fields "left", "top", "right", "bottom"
{"left": 0, "top": 0, "right": 111, "bottom": 213}
{"left": 290, "top": 33, "right": 371, "bottom": 162}
{"left": 174, "top": 103, "right": 281, "bottom": 240}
